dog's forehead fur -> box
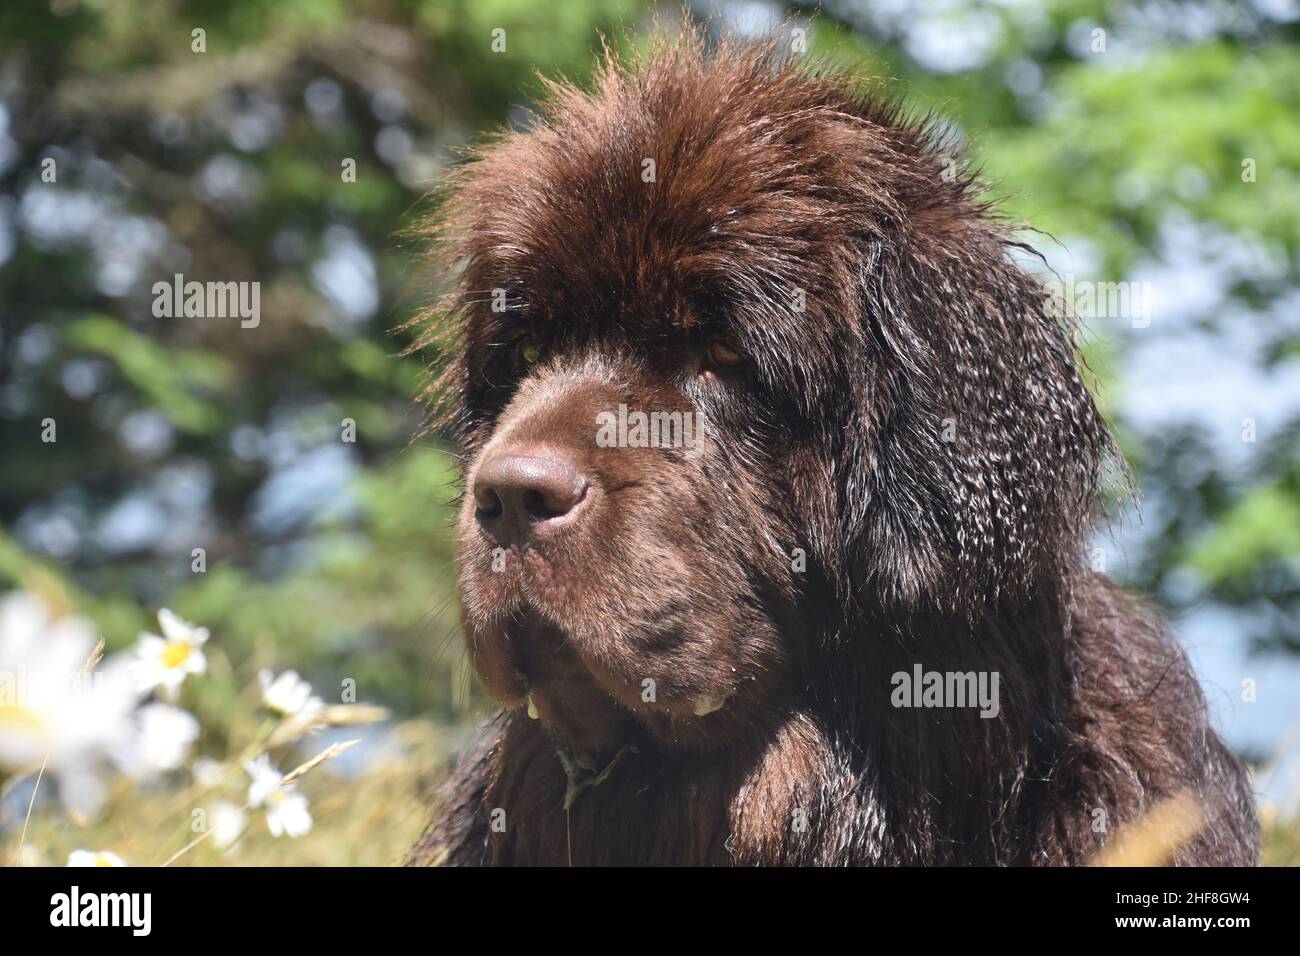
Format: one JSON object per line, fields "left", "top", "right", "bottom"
{"left": 421, "top": 34, "right": 1117, "bottom": 614}
{"left": 440, "top": 36, "right": 971, "bottom": 340}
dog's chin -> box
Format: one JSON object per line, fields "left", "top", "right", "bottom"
{"left": 473, "top": 610, "right": 638, "bottom": 770}
{"left": 466, "top": 601, "right": 752, "bottom": 766}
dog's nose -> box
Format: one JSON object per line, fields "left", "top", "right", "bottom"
{"left": 473, "top": 450, "right": 589, "bottom": 546}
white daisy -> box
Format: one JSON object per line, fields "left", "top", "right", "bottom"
{"left": 132, "top": 608, "right": 208, "bottom": 698}
{"left": 117, "top": 702, "right": 199, "bottom": 776}
{"left": 245, "top": 754, "right": 313, "bottom": 838}
{"left": 15, "top": 844, "right": 46, "bottom": 866}
{"left": 0, "top": 591, "right": 138, "bottom": 814}
{"left": 192, "top": 756, "right": 226, "bottom": 787}
{"left": 67, "top": 849, "right": 126, "bottom": 867}
{"left": 258, "top": 669, "right": 324, "bottom": 719}
{"left": 208, "top": 801, "right": 248, "bottom": 850}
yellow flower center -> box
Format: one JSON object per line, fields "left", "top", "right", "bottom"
{"left": 94, "top": 855, "right": 116, "bottom": 867}
{"left": 0, "top": 704, "right": 48, "bottom": 734}
{"left": 161, "top": 641, "right": 192, "bottom": 669}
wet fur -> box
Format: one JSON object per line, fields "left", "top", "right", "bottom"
{"left": 408, "top": 33, "right": 1258, "bottom": 866}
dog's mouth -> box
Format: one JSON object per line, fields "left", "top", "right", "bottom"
{"left": 475, "top": 600, "right": 751, "bottom": 764}
{"left": 502, "top": 609, "right": 640, "bottom": 769}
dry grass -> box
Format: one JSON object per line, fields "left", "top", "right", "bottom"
{"left": 8, "top": 734, "right": 1298, "bottom": 866}
{"left": 5, "top": 720, "right": 453, "bottom": 867}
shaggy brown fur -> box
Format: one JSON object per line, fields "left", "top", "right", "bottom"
{"left": 408, "top": 32, "right": 1258, "bottom": 866}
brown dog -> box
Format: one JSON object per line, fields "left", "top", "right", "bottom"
{"left": 409, "top": 33, "right": 1258, "bottom": 865}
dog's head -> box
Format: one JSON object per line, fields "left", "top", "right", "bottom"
{"left": 421, "top": 36, "right": 1113, "bottom": 766}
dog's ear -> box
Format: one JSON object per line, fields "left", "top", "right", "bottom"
{"left": 842, "top": 211, "right": 1117, "bottom": 615}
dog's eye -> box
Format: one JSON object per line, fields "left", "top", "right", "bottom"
{"left": 516, "top": 339, "right": 541, "bottom": 366}
{"left": 705, "top": 338, "right": 745, "bottom": 370}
